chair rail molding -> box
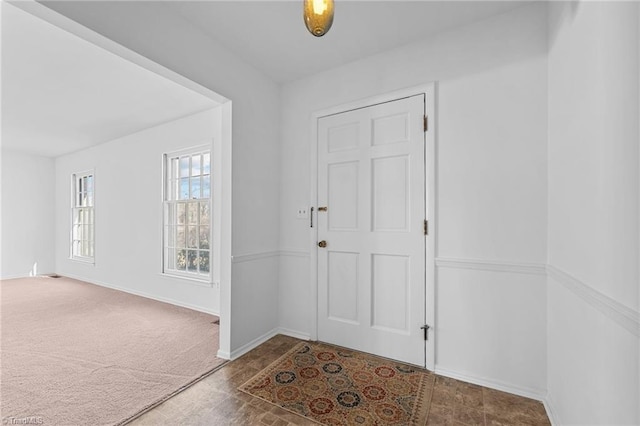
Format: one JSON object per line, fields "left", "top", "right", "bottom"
{"left": 231, "top": 251, "right": 280, "bottom": 264}
{"left": 435, "top": 257, "right": 547, "bottom": 276}
{"left": 547, "top": 264, "right": 640, "bottom": 338}
{"left": 231, "top": 249, "right": 310, "bottom": 264}
{"left": 279, "top": 249, "right": 310, "bottom": 258}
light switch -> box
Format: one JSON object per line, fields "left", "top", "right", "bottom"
{"left": 296, "top": 207, "right": 309, "bottom": 219}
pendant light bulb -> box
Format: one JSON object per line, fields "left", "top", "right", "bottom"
{"left": 303, "top": 0, "right": 334, "bottom": 37}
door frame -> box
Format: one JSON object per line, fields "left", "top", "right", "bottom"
{"left": 309, "top": 83, "right": 437, "bottom": 370}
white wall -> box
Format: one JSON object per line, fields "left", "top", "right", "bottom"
{"left": 547, "top": 2, "right": 640, "bottom": 424}
{"left": 43, "top": 1, "right": 282, "bottom": 356}
{"left": 0, "top": 150, "right": 56, "bottom": 279}
{"left": 55, "top": 110, "right": 222, "bottom": 314}
{"left": 279, "top": 3, "right": 548, "bottom": 396}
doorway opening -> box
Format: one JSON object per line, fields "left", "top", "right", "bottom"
{"left": 2, "top": 2, "right": 233, "bottom": 424}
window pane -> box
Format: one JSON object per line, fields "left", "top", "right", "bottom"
{"left": 171, "top": 158, "right": 179, "bottom": 181}
{"left": 177, "top": 249, "right": 187, "bottom": 270}
{"left": 199, "top": 251, "right": 210, "bottom": 273}
{"left": 199, "top": 203, "right": 210, "bottom": 226}
{"left": 179, "top": 178, "right": 189, "bottom": 200}
{"left": 169, "top": 179, "right": 177, "bottom": 201}
{"left": 167, "top": 248, "right": 175, "bottom": 270}
{"left": 176, "top": 226, "right": 186, "bottom": 248}
{"left": 203, "top": 153, "right": 210, "bottom": 174}
{"left": 199, "top": 226, "right": 210, "bottom": 249}
{"left": 177, "top": 203, "right": 186, "bottom": 225}
{"left": 165, "top": 226, "right": 175, "bottom": 248}
{"left": 187, "top": 250, "right": 198, "bottom": 272}
{"left": 87, "top": 175, "right": 93, "bottom": 192}
{"left": 166, "top": 203, "right": 174, "bottom": 226}
{"left": 192, "top": 154, "right": 201, "bottom": 176}
{"left": 180, "top": 156, "right": 190, "bottom": 179}
{"left": 202, "top": 175, "right": 210, "bottom": 198}
{"left": 190, "top": 177, "right": 201, "bottom": 199}
{"left": 187, "top": 203, "right": 197, "bottom": 225}
{"left": 187, "top": 226, "right": 198, "bottom": 248}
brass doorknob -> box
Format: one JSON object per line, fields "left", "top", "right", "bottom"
{"left": 318, "top": 240, "right": 327, "bottom": 248}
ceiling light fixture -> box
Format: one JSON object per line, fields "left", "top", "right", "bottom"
{"left": 303, "top": 0, "right": 334, "bottom": 37}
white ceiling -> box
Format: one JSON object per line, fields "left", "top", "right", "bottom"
{"left": 1, "top": 3, "right": 219, "bottom": 158}
{"left": 163, "top": 1, "right": 529, "bottom": 83}
{"left": 3, "top": 1, "right": 529, "bottom": 158}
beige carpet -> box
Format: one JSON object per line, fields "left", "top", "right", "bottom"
{"left": 1, "top": 276, "right": 224, "bottom": 426}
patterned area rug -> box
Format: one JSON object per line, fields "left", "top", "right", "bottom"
{"left": 239, "top": 341, "right": 433, "bottom": 425}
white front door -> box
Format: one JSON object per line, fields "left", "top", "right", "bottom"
{"left": 317, "top": 95, "right": 426, "bottom": 367}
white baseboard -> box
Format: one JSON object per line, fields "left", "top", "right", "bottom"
{"left": 224, "top": 327, "right": 311, "bottom": 361}
{"left": 277, "top": 327, "right": 311, "bottom": 341}
{"left": 0, "top": 272, "right": 56, "bottom": 280}
{"left": 1, "top": 273, "right": 29, "bottom": 280}
{"left": 60, "top": 273, "right": 219, "bottom": 316}
{"left": 216, "top": 349, "right": 231, "bottom": 360}
{"left": 434, "top": 366, "right": 546, "bottom": 402}
{"left": 543, "top": 394, "right": 560, "bottom": 426}
{"left": 229, "top": 328, "right": 281, "bottom": 360}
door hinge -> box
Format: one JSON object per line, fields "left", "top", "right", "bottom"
{"left": 423, "top": 219, "right": 428, "bottom": 236}
{"left": 423, "top": 115, "right": 428, "bottom": 132}
{"left": 420, "top": 324, "right": 430, "bottom": 341}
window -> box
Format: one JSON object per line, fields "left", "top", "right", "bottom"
{"left": 163, "top": 147, "right": 211, "bottom": 280}
{"left": 71, "top": 171, "right": 94, "bottom": 262}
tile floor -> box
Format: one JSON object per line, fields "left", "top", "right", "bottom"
{"left": 128, "top": 335, "right": 550, "bottom": 425}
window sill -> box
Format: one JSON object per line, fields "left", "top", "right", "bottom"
{"left": 160, "top": 272, "right": 213, "bottom": 287}
{"left": 70, "top": 256, "right": 95, "bottom": 265}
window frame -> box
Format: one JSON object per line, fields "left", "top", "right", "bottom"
{"left": 70, "top": 170, "right": 95, "bottom": 263}
{"left": 162, "top": 145, "right": 213, "bottom": 283}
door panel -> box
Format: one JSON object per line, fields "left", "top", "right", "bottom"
{"left": 372, "top": 155, "right": 410, "bottom": 231}
{"left": 317, "top": 94, "right": 426, "bottom": 367}
{"left": 372, "top": 112, "right": 410, "bottom": 146}
{"left": 328, "top": 162, "right": 359, "bottom": 231}
{"left": 328, "top": 122, "right": 359, "bottom": 152}
{"left": 371, "top": 254, "right": 410, "bottom": 332}
{"left": 327, "top": 251, "right": 359, "bottom": 324}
